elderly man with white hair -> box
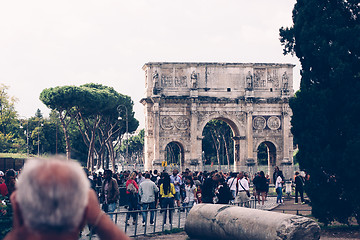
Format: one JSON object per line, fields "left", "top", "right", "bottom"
{"left": 4, "top": 157, "right": 129, "bottom": 240}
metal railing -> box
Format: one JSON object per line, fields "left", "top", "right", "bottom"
{"left": 85, "top": 199, "right": 257, "bottom": 239}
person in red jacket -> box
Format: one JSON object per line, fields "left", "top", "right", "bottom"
{"left": 0, "top": 171, "right": 8, "bottom": 197}
{"left": 125, "top": 172, "right": 139, "bottom": 225}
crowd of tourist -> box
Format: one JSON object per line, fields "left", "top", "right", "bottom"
{"left": 87, "top": 167, "right": 289, "bottom": 226}
{"left": 0, "top": 160, "right": 309, "bottom": 239}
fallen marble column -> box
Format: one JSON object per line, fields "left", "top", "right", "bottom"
{"left": 185, "top": 204, "right": 320, "bottom": 240}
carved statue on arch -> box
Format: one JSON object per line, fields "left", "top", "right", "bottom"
{"left": 191, "top": 71, "right": 198, "bottom": 89}
{"left": 246, "top": 71, "right": 253, "bottom": 90}
{"left": 152, "top": 70, "right": 159, "bottom": 95}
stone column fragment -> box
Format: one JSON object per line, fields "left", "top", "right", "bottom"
{"left": 185, "top": 204, "right": 320, "bottom": 240}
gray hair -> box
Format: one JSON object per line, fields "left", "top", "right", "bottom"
{"left": 16, "top": 157, "right": 90, "bottom": 233}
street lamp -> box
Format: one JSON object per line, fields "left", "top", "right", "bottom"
{"left": 19, "top": 117, "right": 29, "bottom": 156}
{"left": 117, "top": 105, "right": 128, "bottom": 164}
{"left": 37, "top": 121, "right": 44, "bottom": 156}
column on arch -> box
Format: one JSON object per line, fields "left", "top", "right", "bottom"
{"left": 189, "top": 101, "right": 203, "bottom": 171}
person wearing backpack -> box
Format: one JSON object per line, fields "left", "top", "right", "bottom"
{"left": 227, "top": 172, "right": 237, "bottom": 202}
{"left": 216, "top": 178, "right": 232, "bottom": 204}
{"left": 125, "top": 172, "right": 139, "bottom": 225}
{"left": 294, "top": 171, "right": 305, "bottom": 204}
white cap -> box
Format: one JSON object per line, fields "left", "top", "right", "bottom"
{"left": 0, "top": 171, "right": 4, "bottom": 176}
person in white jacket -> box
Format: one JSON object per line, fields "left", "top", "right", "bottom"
{"left": 139, "top": 173, "right": 159, "bottom": 226}
{"left": 275, "top": 171, "right": 285, "bottom": 204}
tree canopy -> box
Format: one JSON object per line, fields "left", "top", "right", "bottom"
{"left": 280, "top": 0, "right": 360, "bottom": 225}
{"left": 0, "top": 84, "right": 21, "bottom": 153}
{"left": 40, "top": 83, "right": 139, "bottom": 171}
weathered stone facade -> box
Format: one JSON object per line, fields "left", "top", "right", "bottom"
{"left": 140, "top": 62, "right": 294, "bottom": 177}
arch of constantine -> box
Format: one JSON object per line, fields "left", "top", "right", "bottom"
{"left": 140, "top": 62, "right": 294, "bottom": 177}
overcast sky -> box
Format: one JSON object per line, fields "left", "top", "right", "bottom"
{"left": 0, "top": 0, "right": 300, "bottom": 128}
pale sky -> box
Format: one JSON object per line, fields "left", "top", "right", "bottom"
{"left": 0, "top": 0, "right": 300, "bottom": 129}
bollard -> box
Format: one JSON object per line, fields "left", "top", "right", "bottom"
{"left": 185, "top": 204, "right": 320, "bottom": 240}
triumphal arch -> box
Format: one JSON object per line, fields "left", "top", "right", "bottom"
{"left": 140, "top": 62, "right": 294, "bottom": 177}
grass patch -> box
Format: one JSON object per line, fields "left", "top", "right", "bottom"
{"left": 0, "top": 153, "right": 29, "bottom": 159}
{"left": 162, "top": 228, "right": 183, "bottom": 234}
{"left": 321, "top": 225, "right": 359, "bottom": 230}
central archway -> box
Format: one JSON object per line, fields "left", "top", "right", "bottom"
{"left": 202, "top": 118, "right": 239, "bottom": 172}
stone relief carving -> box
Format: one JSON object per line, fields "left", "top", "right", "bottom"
{"left": 267, "top": 116, "right": 281, "bottom": 130}
{"left": 267, "top": 69, "right": 280, "bottom": 88}
{"left": 253, "top": 116, "right": 266, "bottom": 130}
{"left": 175, "top": 76, "right": 187, "bottom": 87}
{"left": 160, "top": 116, "right": 174, "bottom": 130}
{"left": 254, "top": 69, "right": 266, "bottom": 88}
{"left": 234, "top": 112, "right": 246, "bottom": 125}
{"left": 191, "top": 71, "right": 198, "bottom": 89}
{"left": 197, "top": 111, "right": 214, "bottom": 126}
{"left": 253, "top": 129, "right": 282, "bottom": 136}
{"left": 246, "top": 71, "right": 253, "bottom": 90}
{"left": 282, "top": 105, "right": 291, "bottom": 116}
{"left": 175, "top": 116, "right": 190, "bottom": 130}
{"left": 161, "top": 74, "right": 173, "bottom": 87}
{"left": 159, "top": 130, "right": 190, "bottom": 138}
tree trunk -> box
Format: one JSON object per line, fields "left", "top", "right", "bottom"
{"left": 106, "top": 141, "right": 116, "bottom": 172}
{"left": 87, "top": 132, "right": 96, "bottom": 171}
{"left": 59, "top": 111, "right": 71, "bottom": 160}
{"left": 222, "top": 134, "right": 231, "bottom": 171}
{"left": 210, "top": 129, "right": 221, "bottom": 170}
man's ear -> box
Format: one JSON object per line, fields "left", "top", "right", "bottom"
{"left": 10, "top": 191, "right": 24, "bottom": 228}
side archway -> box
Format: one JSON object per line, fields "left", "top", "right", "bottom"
{"left": 164, "top": 141, "right": 185, "bottom": 171}
{"left": 256, "top": 141, "right": 277, "bottom": 176}
{"left": 201, "top": 116, "right": 243, "bottom": 172}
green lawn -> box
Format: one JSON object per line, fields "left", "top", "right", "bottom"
{"left": 0, "top": 153, "right": 29, "bottom": 159}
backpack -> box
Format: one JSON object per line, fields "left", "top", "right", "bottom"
{"left": 150, "top": 175, "right": 158, "bottom": 184}
{"left": 127, "top": 182, "right": 137, "bottom": 194}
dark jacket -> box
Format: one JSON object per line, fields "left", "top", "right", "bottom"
{"left": 202, "top": 178, "right": 217, "bottom": 203}
{"left": 102, "top": 177, "right": 120, "bottom": 204}
{"left": 295, "top": 175, "right": 305, "bottom": 189}
{"left": 216, "top": 184, "right": 232, "bottom": 204}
